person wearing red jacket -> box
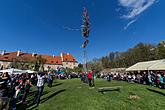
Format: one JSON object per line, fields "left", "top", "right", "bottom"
{"left": 87, "top": 71, "right": 92, "bottom": 87}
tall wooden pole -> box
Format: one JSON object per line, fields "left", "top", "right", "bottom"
{"left": 81, "top": 7, "right": 90, "bottom": 73}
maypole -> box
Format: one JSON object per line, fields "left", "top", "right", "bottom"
{"left": 81, "top": 7, "right": 90, "bottom": 73}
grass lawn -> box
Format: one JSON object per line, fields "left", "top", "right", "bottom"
{"left": 17, "top": 79, "right": 165, "bottom": 110}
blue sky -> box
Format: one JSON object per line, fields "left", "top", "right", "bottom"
{"left": 0, "top": 0, "right": 165, "bottom": 62}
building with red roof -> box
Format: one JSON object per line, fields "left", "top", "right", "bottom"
{"left": 0, "top": 50, "right": 78, "bottom": 70}
{"left": 60, "top": 52, "right": 78, "bottom": 69}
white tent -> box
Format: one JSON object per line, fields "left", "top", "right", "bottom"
{"left": 126, "top": 59, "right": 165, "bottom": 71}
{"left": 22, "top": 70, "right": 36, "bottom": 73}
{"left": 0, "top": 68, "right": 23, "bottom": 75}
{"left": 148, "top": 60, "right": 165, "bottom": 70}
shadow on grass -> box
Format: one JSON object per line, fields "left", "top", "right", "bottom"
{"left": 147, "top": 88, "right": 165, "bottom": 96}
{"left": 98, "top": 89, "right": 121, "bottom": 95}
{"left": 51, "top": 83, "right": 63, "bottom": 87}
{"left": 27, "top": 90, "right": 49, "bottom": 103}
{"left": 16, "top": 91, "right": 49, "bottom": 110}
{"left": 28, "top": 89, "right": 66, "bottom": 110}
{"left": 41, "top": 89, "right": 66, "bottom": 103}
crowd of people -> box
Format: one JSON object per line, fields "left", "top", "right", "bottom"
{"left": 54, "top": 73, "right": 79, "bottom": 80}
{"left": 99, "top": 71, "right": 165, "bottom": 89}
{"left": 0, "top": 72, "right": 54, "bottom": 110}
{"left": 1, "top": 69, "right": 165, "bottom": 109}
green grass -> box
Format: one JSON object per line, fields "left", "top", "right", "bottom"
{"left": 18, "top": 79, "right": 165, "bottom": 110}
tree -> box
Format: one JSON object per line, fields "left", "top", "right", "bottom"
{"left": 87, "top": 58, "right": 103, "bottom": 72}
{"left": 85, "top": 42, "right": 163, "bottom": 70}
{"left": 72, "top": 63, "right": 83, "bottom": 73}
{"left": 101, "top": 56, "right": 110, "bottom": 68}
{"left": 30, "top": 55, "right": 46, "bottom": 72}
{"left": 9, "top": 56, "right": 31, "bottom": 69}
{"left": 156, "top": 43, "right": 165, "bottom": 59}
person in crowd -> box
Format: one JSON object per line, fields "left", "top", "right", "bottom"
{"left": 47, "top": 72, "right": 53, "bottom": 88}
{"left": 132, "top": 74, "right": 136, "bottom": 83}
{"left": 127, "top": 74, "right": 132, "bottom": 83}
{"left": 143, "top": 72, "right": 148, "bottom": 85}
{"left": 156, "top": 73, "right": 160, "bottom": 87}
{"left": 148, "top": 73, "right": 152, "bottom": 86}
{"left": 22, "top": 79, "right": 32, "bottom": 104}
{"left": 1, "top": 73, "right": 11, "bottom": 96}
{"left": 163, "top": 74, "right": 165, "bottom": 88}
{"left": 107, "top": 74, "right": 111, "bottom": 82}
{"left": 87, "top": 71, "right": 92, "bottom": 87}
{"left": 159, "top": 74, "right": 164, "bottom": 89}
{"left": 84, "top": 73, "right": 87, "bottom": 83}
{"left": 92, "top": 71, "right": 95, "bottom": 87}
{"left": 30, "top": 74, "right": 36, "bottom": 85}
{"left": 80, "top": 73, "right": 84, "bottom": 82}
{"left": 12, "top": 84, "right": 22, "bottom": 110}
{"left": 33, "top": 72, "right": 45, "bottom": 106}
{"left": 100, "top": 71, "right": 165, "bottom": 89}
{"left": 151, "top": 72, "right": 156, "bottom": 86}
{"left": 0, "top": 81, "right": 9, "bottom": 110}
{"left": 136, "top": 74, "right": 141, "bottom": 83}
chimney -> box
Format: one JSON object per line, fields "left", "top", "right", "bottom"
{"left": 17, "top": 50, "right": 21, "bottom": 56}
{"left": 32, "top": 52, "right": 35, "bottom": 57}
{"left": 61, "top": 53, "right": 63, "bottom": 61}
{"left": 1, "top": 50, "right": 6, "bottom": 55}
{"left": 67, "top": 53, "right": 69, "bottom": 55}
{"left": 53, "top": 54, "right": 55, "bottom": 58}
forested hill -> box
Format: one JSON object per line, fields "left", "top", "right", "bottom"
{"left": 88, "top": 41, "right": 165, "bottom": 72}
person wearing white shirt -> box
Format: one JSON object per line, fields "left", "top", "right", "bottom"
{"left": 33, "top": 72, "right": 45, "bottom": 106}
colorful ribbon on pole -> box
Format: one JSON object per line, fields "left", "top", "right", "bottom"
{"left": 81, "top": 7, "right": 90, "bottom": 48}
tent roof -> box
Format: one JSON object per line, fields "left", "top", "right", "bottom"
{"left": 22, "top": 70, "right": 36, "bottom": 73}
{"left": 0, "top": 68, "right": 22, "bottom": 75}
{"left": 126, "top": 59, "right": 165, "bottom": 71}
{"left": 148, "top": 60, "right": 165, "bottom": 70}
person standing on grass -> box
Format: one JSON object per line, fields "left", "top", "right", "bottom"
{"left": 159, "top": 74, "right": 164, "bottom": 89}
{"left": 148, "top": 73, "right": 152, "bottom": 86}
{"left": 0, "top": 81, "right": 9, "bottom": 110}
{"left": 128, "top": 74, "right": 132, "bottom": 83}
{"left": 22, "top": 79, "right": 32, "bottom": 104}
{"left": 47, "top": 72, "right": 53, "bottom": 88}
{"left": 92, "top": 71, "right": 95, "bottom": 87}
{"left": 87, "top": 71, "right": 92, "bottom": 87}
{"left": 1, "top": 72, "right": 11, "bottom": 96}
{"left": 12, "top": 85, "right": 21, "bottom": 110}
{"left": 83, "top": 73, "right": 87, "bottom": 83}
{"left": 33, "top": 72, "right": 45, "bottom": 106}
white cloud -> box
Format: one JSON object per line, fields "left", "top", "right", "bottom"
{"left": 124, "top": 19, "right": 137, "bottom": 30}
{"left": 119, "top": 0, "right": 157, "bottom": 19}
{"left": 118, "top": 0, "right": 157, "bottom": 30}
